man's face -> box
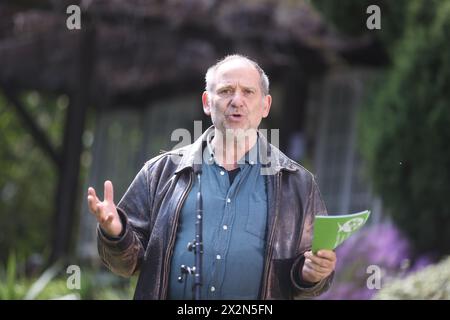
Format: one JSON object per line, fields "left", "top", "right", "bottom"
{"left": 202, "top": 59, "right": 272, "bottom": 134}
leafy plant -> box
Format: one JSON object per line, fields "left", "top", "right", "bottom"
{"left": 0, "top": 253, "right": 134, "bottom": 300}
{"left": 0, "top": 253, "right": 26, "bottom": 299}
{"left": 0, "top": 91, "right": 67, "bottom": 261}
{"left": 358, "top": 1, "right": 450, "bottom": 256}
{"left": 374, "top": 256, "right": 450, "bottom": 299}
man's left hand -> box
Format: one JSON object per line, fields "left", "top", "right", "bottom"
{"left": 301, "top": 250, "right": 336, "bottom": 284}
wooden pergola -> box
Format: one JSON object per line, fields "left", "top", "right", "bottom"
{"left": 0, "top": 0, "right": 386, "bottom": 263}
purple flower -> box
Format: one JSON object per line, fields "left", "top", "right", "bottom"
{"left": 316, "top": 222, "right": 434, "bottom": 300}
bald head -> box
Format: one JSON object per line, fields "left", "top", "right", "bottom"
{"left": 205, "top": 55, "right": 270, "bottom": 96}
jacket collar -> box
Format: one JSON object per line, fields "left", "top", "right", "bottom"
{"left": 174, "top": 125, "right": 298, "bottom": 175}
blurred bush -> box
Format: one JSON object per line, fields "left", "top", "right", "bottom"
{"left": 359, "top": 0, "right": 450, "bottom": 256}
{"left": 374, "top": 256, "right": 450, "bottom": 299}
{"left": 0, "top": 252, "right": 134, "bottom": 300}
{"left": 312, "top": 0, "right": 408, "bottom": 50}
{"left": 317, "top": 222, "right": 433, "bottom": 300}
{"left": 0, "top": 91, "right": 67, "bottom": 261}
{"left": 0, "top": 253, "right": 28, "bottom": 299}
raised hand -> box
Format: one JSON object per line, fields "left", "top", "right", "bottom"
{"left": 87, "top": 180, "right": 123, "bottom": 237}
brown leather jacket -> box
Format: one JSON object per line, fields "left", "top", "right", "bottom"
{"left": 97, "top": 126, "right": 333, "bottom": 299}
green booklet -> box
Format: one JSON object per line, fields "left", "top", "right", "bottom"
{"left": 311, "top": 210, "right": 371, "bottom": 253}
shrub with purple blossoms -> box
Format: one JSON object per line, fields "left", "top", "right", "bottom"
{"left": 316, "top": 221, "right": 434, "bottom": 300}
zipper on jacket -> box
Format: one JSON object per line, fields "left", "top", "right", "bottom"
{"left": 160, "top": 170, "right": 194, "bottom": 299}
{"left": 260, "top": 170, "right": 282, "bottom": 299}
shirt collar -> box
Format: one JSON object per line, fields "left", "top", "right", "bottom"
{"left": 174, "top": 125, "right": 298, "bottom": 175}
{"left": 205, "top": 130, "right": 259, "bottom": 168}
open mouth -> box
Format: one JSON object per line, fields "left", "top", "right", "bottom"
{"left": 227, "top": 114, "right": 244, "bottom": 121}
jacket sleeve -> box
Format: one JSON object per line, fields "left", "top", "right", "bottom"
{"left": 290, "top": 176, "right": 334, "bottom": 298}
{"left": 97, "top": 163, "right": 152, "bottom": 278}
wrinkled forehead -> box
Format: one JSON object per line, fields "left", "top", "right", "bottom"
{"left": 214, "top": 59, "right": 261, "bottom": 87}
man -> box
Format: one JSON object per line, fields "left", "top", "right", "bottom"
{"left": 87, "top": 54, "right": 336, "bottom": 299}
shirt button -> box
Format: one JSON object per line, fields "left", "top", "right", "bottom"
{"left": 222, "top": 225, "right": 228, "bottom": 230}
{"left": 220, "top": 171, "right": 225, "bottom": 176}
{"left": 210, "top": 286, "right": 216, "bottom": 292}
{"left": 216, "top": 254, "right": 221, "bottom": 260}
{"left": 226, "top": 198, "right": 231, "bottom": 203}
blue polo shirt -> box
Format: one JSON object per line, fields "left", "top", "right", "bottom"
{"left": 168, "top": 134, "right": 268, "bottom": 299}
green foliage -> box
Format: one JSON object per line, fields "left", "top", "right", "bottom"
{"left": 0, "top": 253, "right": 134, "bottom": 299}
{"left": 76, "top": 266, "right": 136, "bottom": 300}
{"left": 0, "top": 91, "right": 67, "bottom": 261}
{"left": 374, "top": 256, "right": 450, "bottom": 299}
{"left": 0, "top": 253, "right": 25, "bottom": 299}
{"left": 0, "top": 253, "right": 67, "bottom": 299}
{"left": 312, "top": 0, "right": 443, "bottom": 55}
{"left": 358, "top": 2, "right": 450, "bottom": 256}
{"left": 312, "top": 0, "right": 407, "bottom": 46}
{"left": 312, "top": 0, "right": 382, "bottom": 36}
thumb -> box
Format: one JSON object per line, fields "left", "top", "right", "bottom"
{"left": 104, "top": 180, "right": 114, "bottom": 203}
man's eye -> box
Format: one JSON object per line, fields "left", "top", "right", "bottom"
{"left": 219, "top": 89, "right": 232, "bottom": 95}
{"left": 244, "top": 89, "right": 254, "bottom": 95}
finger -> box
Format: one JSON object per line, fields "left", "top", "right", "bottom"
{"left": 94, "top": 202, "right": 108, "bottom": 223}
{"left": 304, "top": 251, "right": 313, "bottom": 259}
{"left": 104, "top": 213, "right": 113, "bottom": 224}
{"left": 99, "top": 213, "right": 109, "bottom": 224}
{"left": 305, "top": 254, "right": 334, "bottom": 272}
{"left": 87, "top": 195, "right": 99, "bottom": 214}
{"left": 302, "top": 265, "right": 325, "bottom": 283}
{"left": 317, "top": 250, "right": 337, "bottom": 262}
{"left": 104, "top": 180, "right": 114, "bottom": 203}
{"left": 307, "top": 251, "right": 336, "bottom": 268}
{"left": 305, "top": 259, "right": 330, "bottom": 274}
{"left": 88, "top": 187, "right": 101, "bottom": 203}
{"left": 98, "top": 205, "right": 110, "bottom": 224}
{"left": 301, "top": 267, "right": 317, "bottom": 282}
{"left": 306, "top": 253, "right": 333, "bottom": 269}
{"left": 88, "top": 187, "right": 97, "bottom": 198}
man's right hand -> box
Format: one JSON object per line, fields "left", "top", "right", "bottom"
{"left": 87, "top": 180, "right": 123, "bottom": 237}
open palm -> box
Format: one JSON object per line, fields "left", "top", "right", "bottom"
{"left": 87, "top": 180, "right": 123, "bottom": 237}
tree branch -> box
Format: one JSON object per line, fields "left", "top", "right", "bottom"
{"left": 2, "top": 88, "right": 61, "bottom": 167}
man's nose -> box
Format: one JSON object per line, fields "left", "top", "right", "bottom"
{"left": 230, "top": 91, "right": 245, "bottom": 108}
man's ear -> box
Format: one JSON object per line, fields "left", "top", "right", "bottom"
{"left": 202, "top": 91, "right": 211, "bottom": 116}
{"left": 262, "top": 94, "right": 272, "bottom": 118}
